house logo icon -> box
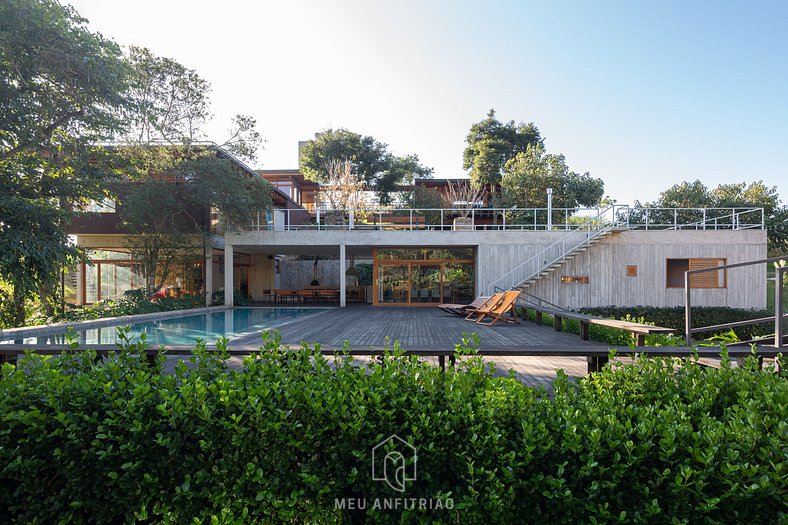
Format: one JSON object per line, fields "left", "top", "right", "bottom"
{"left": 371, "top": 434, "right": 417, "bottom": 492}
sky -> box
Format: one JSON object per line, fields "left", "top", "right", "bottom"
{"left": 67, "top": 0, "right": 788, "bottom": 204}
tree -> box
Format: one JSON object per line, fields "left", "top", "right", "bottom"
{"left": 644, "top": 180, "right": 786, "bottom": 255}
{"left": 499, "top": 145, "right": 604, "bottom": 209}
{"left": 652, "top": 180, "right": 713, "bottom": 208}
{"left": 463, "top": 109, "right": 543, "bottom": 192}
{"left": 299, "top": 128, "right": 432, "bottom": 204}
{"left": 316, "top": 159, "right": 368, "bottom": 213}
{"left": 116, "top": 48, "right": 270, "bottom": 295}
{"left": 0, "top": 0, "right": 131, "bottom": 324}
{"left": 117, "top": 151, "right": 273, "bottom": 294}
{"left": 445, "top": 180, "right": 483, "bottom": 218}
{"left": 406, "top": 185, "right": 448, "bottom": 226}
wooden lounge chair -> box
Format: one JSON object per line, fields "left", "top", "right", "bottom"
{"left": 467, "top": 290, "right": 522, "bottom": 326}
{"left": 464, "top": 293, "right": 504, "bottom": 322}
{"left": 438, "top": 295, "right": 490, "bottom": 315}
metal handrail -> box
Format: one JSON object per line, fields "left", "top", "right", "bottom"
{"left": 684, "top": 256, "right": 787, "bottom": 348}
{"left": 247, "top": 205, "right": 764, "bottom": 232}
{"left": 486, "top": 206, "right": 618, "bottom": 294}
{"left": 624, "top": 207, "right": 764, "bottom": 230}
{"left": 494, "top": 286, "right": 567, "bottom": 312}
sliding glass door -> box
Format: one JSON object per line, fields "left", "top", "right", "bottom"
{"left": 373, "top": 248, "right": 474, "bottom": 306}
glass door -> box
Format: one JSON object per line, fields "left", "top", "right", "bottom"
{"left": 377, "top": 264, "right": 409, "bottom": 304}
{"left": 410, "top": 264, "right": 441, "bottom": 304}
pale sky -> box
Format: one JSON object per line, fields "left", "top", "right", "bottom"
{"left": 68, "top": 0, "right": 787, "bottom": 204}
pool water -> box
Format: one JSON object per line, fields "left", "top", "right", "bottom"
{"left": 1, "top": 308, "right": 331, "bottom": 346}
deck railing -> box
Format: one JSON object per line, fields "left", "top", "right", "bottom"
{"left": 247, "top": 205, "right": 764, "bottom": 232}
{"left": 684, "top": 256, "right": 787, "bottom": 348}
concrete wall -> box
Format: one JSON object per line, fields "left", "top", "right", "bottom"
{"left": 226, "top": 228, "right": 768, "bottom": 310}
{"left": 248, "top": 255, "right": 275, "bottom": 301}
{"left": 279, "top": 259, "right": 340, "bottom": 288}
{"left": 276, "top": 259, "right": 373, "bottom": 288}
{"left": 525, "top": 230, "right": 767, "bottom": 310}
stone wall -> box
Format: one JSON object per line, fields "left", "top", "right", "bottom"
{"left": 278, "top": 259, "right": 373, "bottom": 288}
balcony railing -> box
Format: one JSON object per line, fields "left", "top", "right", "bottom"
{"left": 246, "top": 205, "right": 765, "bottom": 232}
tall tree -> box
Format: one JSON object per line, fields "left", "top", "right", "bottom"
{"left": 0, "top": 0, "right": 131, "bottom": 324}
{"left": 463, "top": 109, "right": 543, "bottom": 192}
{"left": 116, "top": 48, "right": 270, "bottom": 294}
{"left": 499, "top": 145, "right": 604, "bottom": 209}
{"left": 299, "top": 128, "right": 432, "bottom": 204}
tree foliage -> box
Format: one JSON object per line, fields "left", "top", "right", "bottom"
{"left": 299, "top": 128, "right": 432, "bottom": 203}
{"left": 0, "top": 0, "right": 131, "bottom": 324}
{"left": 463, "top": 109, "right": 543, "bottom": 190}
{"left": 648, "top": 180, "right": 786, "bottom": 254}
{"left": 0, "top": 335, "right": 785, "bottom": 523}
{"left": 115, "top": 48, "right": 270, "bottom": 293}
{"left": 500, "top": 144, "right": 605, "bottom": 209}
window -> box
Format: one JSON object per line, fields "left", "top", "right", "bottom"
{"left": 626, "top": 265, "right": 637, "bottom": 277}
{"left": 666, "top": 258, "right": 726, "bottom": 288}
{"left": 561, "top": 276, "right": 589, "bottom": 284}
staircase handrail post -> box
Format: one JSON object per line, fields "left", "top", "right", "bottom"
{"left": 684, "top": 271, "right": 692, "bottom": 346}
{"left": 776, "top": 266, "right": 785, "bottom": 349}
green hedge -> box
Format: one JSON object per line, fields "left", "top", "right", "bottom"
{"left": 0, "top": 333, "right": 785, "bottom": 524}
{"left": 579, "top": 306, "right": 775, "bottom": 342}
{"left": 52, "top": 290, "right": 203, "bottom": 323}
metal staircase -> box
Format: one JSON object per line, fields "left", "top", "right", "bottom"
{"left": 516, "top": 227, "right": 623, "bottom": 289}
{"left": 487, "top": 206, "right": 626, "bottom": 294}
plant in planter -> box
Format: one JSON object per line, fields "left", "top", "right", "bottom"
{"left": 446, "top": 180, "right": 483, "bottom": 230}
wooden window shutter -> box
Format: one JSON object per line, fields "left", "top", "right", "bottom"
{"left": 689, "top": 258, "right": 725, "bottom": 288}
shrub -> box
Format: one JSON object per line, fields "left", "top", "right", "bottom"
{"left": 0, "top": 332, "right": 785, "bottom": 523}
{"left": 51, "top": 291, "right": 202, "bottom": 323}
{"left": 519, "top": 309, "right": 684, "bottom": 347}
{"left": 211, "top": 288, "right": 249, "bottom": 306}
{"left": 579, "top": 306, "right": 774, "bottom": 341}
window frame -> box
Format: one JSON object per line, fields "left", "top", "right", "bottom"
{"left": 666, "top": 258, "right": 727, "bottom": 289}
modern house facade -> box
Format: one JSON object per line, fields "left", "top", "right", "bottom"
{"left": 67, "top": 148, "right": 768, "bottom": 312}
{"left": 223, "top": 204, "right": 767, "bottom": 311}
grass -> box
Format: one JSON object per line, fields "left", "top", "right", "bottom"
{"left": 766, "top": 264, "right": 788, "bottom": 311}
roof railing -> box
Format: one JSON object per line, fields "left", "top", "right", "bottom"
{"left": 247, "top": 205, "right": 764, "bottom": 232}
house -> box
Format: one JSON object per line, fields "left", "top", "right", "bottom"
{"left": 243, "top": 173, "right": 767, "bottom": 310}
{"left": 66, "top": 145, "right": 302, "bottom": 307}
{"left": 67, "top": 148, "right": 768, "bottom": 312}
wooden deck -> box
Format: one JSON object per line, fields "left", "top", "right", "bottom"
{"left": 232, "top": 306, "right": 604, "bottom": 387}
{"left": 236, "top": 306, "right": 601, "bottom": 349}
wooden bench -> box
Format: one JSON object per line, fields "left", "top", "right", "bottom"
{"left": 521, "top": 305, "right": 676, "bottom": 347}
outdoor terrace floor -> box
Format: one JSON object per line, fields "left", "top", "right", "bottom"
{"left": 231, "top": 305, "right": 605, "bottom": 389}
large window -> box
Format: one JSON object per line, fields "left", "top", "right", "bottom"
{"left": 666, "top": 258, "right": 726, "bottom": 288}
{"left": 82, "top": 250, "right": 204, "bottom": 303}
{"left": 373, "top": 248, "right": 474, "bottom": 306}
{"left": 84, "top": 253, "right": 144, "bottom": 303}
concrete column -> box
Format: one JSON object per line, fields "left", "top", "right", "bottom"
{"left": 76, "top": 262, "right": 84, "bottom": 305}
{"left": 339, "top": 244, "right": 346, "bottom": 307}
{"left": 224, "top": 244, "right": 234, "bottom": 307}
{"left": 224, "top": 309, "right": 234, "bottom": 337}
{"left": 205, "top": 250, "right": 213, "bottom": 307}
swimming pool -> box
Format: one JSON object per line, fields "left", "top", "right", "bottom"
{"left": 0, "top": 308, "right": 331, "bottom": 346}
